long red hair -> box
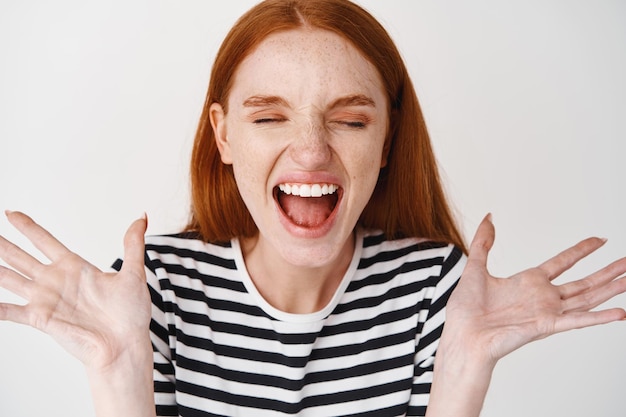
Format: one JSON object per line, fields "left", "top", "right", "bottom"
{"left": 186, "top": 0, "right": 467, "bottom": 253}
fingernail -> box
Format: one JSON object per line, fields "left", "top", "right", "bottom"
{"left": 4, "top": 210, "right": 13, "bottom": 217}
{"left": 599, "top": 237, "right": 608, "bottom": 244}
{"left": 486, "top": 212, "right": 493, "bottom": 223}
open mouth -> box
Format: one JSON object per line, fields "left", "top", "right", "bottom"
{"left": 275, "top": 183, "right": 340, "bottom": 228}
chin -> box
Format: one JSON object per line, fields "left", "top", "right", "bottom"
{"left": 276, "top": 236, "right": 350, "bottom": 269}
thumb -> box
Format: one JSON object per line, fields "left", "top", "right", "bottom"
{"left": 121, "top": 213, "right": 147, "bottom": 275}
{"left": 467, "top": 213, "right": 496, "bottom": 269}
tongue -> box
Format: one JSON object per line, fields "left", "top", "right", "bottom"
{"left": 279, "top": 194, "right": 335, "bottom": 227}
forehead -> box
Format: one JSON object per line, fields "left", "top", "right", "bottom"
{"left": 228, "top": 28, "right": 386, "bottom": 105}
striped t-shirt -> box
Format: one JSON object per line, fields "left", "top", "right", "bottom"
{"left": 122, "top": 227, "right": 465, "bottom": 416}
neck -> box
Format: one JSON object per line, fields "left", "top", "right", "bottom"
{"left": 240, "top": 234, "right": 355, "bottom": 314}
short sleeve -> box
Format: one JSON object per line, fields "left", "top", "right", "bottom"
{"left": 146, "top": 253, "right": 180, "bottom": 417}
{"left": 407, "top": 245, "right": 466, "bottom": 416}
{"left": 113, "top": 252, "right": 179, "bottom": 417}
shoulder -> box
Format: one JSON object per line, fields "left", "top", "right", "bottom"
{"left": 354, "top": 229, "right": 466, "bottom": 300}
{"left": 142, "top": 233, "right": 248, "bottom": 300}
{"left": 144, "top": 232, "right": 237, "bottom": 272}
{"left": 358, "top": 229, "right": 465, "bottom": 272}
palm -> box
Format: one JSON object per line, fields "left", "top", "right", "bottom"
{"left": 0, "top": 212, "right": 151, "bottom": 371}
{"left": 445, "top": 215, "right": 626, "bottom": 363}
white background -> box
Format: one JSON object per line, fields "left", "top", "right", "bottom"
{"left": 1, "top": 1, "right": 625, "bottom": 415}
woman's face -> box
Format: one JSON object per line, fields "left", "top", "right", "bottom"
{"left": 211, "top": 28, "right": 388, "bottom": 268}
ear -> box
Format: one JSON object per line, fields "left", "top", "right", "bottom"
{"left": 210, "top": 102, "right": 232, "bottom": 164}
{"left": 380, "top": 137, "right": 391, "bottom": 168}
{"left": 380, "top": 113, "right": 395, "bottom": 169}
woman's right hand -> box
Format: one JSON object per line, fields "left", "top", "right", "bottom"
{"left": 0, "top": 210, "right": 151, "bottom": 373}
{"left": 0, "top": 211, "right": 157, "bottom": 416}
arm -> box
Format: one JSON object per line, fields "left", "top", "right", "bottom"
{"left": 426, "top": 214, "right": 626, "bottom": 417}
{"left": 0, "top": 211, "right": 156, "bottom": 417}
{"left": 87, "top": 335, "right": 155, "bottom": 417}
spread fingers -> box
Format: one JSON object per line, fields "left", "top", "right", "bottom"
{"left": 0, "top": 265, "right": 33, "bottom": 300}
{"left": 537, "top": 237, "right": 606, "bottom": 281}
{"left": 0, "top": 235, "right": 45, "bottom": 278}
{"left": 562, "top": 275, "right": 626, "bottom": 313}
{"left": 5, "top": 211, "right": 70, "bottom": 262}
{"left": 0, "top": 302, "right": 29, "bottom": 326}
{"left": 559, "top": 257, "right": 626, "bottom": 299}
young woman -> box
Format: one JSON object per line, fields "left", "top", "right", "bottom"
{"left": 1, "top": 1, "right": 624, "bottom": 416}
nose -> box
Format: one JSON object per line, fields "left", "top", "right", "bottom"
{"left": 288, "top": 119, "right": 332, "bottom": 169}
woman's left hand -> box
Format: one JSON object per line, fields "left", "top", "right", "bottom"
{"left": 445, "top": 214, "right": 626, "bottom": 366}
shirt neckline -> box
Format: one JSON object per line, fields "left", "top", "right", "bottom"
{"left": 231, "top": 229, "right": 364, "bottom": 323}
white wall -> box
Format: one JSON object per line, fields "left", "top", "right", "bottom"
{"left": 1, "top": 1, "right": 624, "bottom": 415}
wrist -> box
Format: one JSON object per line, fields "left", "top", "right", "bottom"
{"left": 425, "top": 328, "right": 497, "bottom": 417}
{"left": 86, "top": 332, "right": 155, "bottom": 417}
{"left": 86, "top": 330, "right": 153, "bottom": 375}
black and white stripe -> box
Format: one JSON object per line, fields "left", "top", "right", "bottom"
{"left": 115, "top": 228, "right": 465, "bottom": 416}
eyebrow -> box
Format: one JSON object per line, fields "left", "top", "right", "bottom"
{"left": 329, "top": 94, "right": 376, "bottom": 109}
{"left": 242, "top": 94, "right": 376, "bottom": 109}
{"left": 243, "top": 95, "right": 289, "bottom": 107}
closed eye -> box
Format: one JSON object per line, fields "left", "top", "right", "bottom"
{"left": 253, "top": 117, "right": 287, "bottom": 124}
{"left": 328, "top": 110, "right": 371, "bottom": 130}
{"left": 329, "top": 119, "right": 368, "bottom": 130}
{"left": 339, "top": 121, "right": 366, "bottom": 129}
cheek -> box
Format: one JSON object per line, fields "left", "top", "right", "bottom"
{"left": 231, "top": 157, "right": 265, "bottom": 194}
{"left": 349, "top": 134, "right": 387, "bottom": 179}
{"left": 226, "top": 128, "right": 265, "bottom": 179}
{"left": 228, "top": 139, "right": 276, "bottom": 206}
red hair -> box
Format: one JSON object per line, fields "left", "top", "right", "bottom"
{"left": 186, "top": 0, "right": 467, "bottom": 253}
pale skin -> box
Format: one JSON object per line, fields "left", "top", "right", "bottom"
{"left": 210, "top": 29, "right": 390, "bottom": 313}
{"left": 2, "top": 28, "right": 626, "bottom": 417}
{"left": 0, "top": 212, "right": 154, "bottom": 417}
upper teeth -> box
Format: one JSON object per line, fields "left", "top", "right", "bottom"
{"left": 278, "top": 183, "right": 338, "bottom": 197}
